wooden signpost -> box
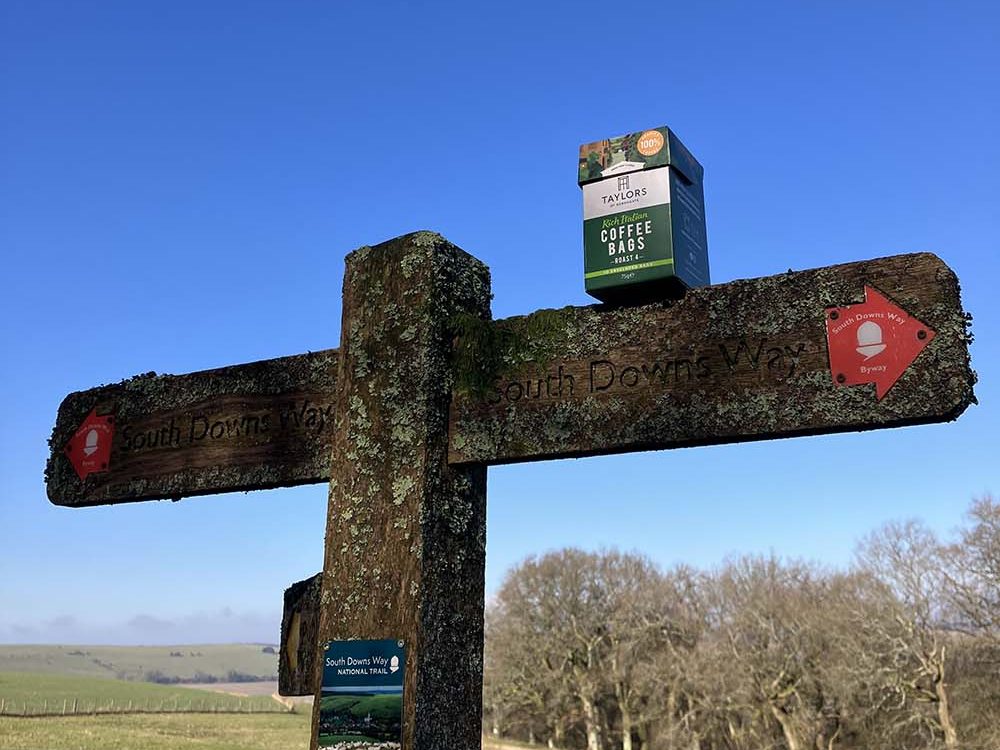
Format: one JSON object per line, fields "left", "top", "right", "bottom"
{"left": 48, "top": 350, "right": 338, "bottom": 506}
{"left": 447, "top": 252, "right": 971, "bottom": 464}
{"left": 46, "top": 232, "right": 976, "bottom": 749}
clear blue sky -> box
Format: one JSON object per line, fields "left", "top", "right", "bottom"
{"left": 1, "top": 1, "right": 997, "bottom": 645}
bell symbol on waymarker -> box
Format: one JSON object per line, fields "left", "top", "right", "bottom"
{"left": 390, "top": 655, "right": 399, "bottom": 673}
{"left": 83, "top": 428, "right": 100, "bottom": 456}
{"left": 856, "top": 321, "right": 887, "bottom": 361}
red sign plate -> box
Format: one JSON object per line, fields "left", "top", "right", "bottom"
{"left": 64, "top": 408, "right": 115, "bottom": 481}
{"left": 826, "top": 285, "right": 936, "bottom": 400}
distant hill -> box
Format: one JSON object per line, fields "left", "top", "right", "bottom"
{"left": 0, "top": 644, "right": 278, "bottom": 683}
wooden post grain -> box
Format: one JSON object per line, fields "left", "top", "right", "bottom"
{"left": 310, "top": 233, "right": 491, "bottom": 749}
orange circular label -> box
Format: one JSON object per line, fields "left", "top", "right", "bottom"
{"left": 636, "top": 130, "right": 664, "bottom": 157}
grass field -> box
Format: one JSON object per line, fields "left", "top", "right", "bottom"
{"left": 0, "top": 711, "right": 520, "bottom": 750}
{"left": 483, "top": 737, "right": 550, "bottom": 750}
{"left": 0, "top": 717, "right": 523, "bottom": 750}
{"left": 320, "top": 693, "right": 401, "bottom": 720}
{"left": 0, "top": 712, "right": 311, "bottom": 750}
{"left": 0, "top": 672, "right": 284, "bottom": 715}
{"left": 0, "top": 665, "right": 524, "bottom": 750}
{"left": 0, "top": 644, "right": 278, "bottom": 682}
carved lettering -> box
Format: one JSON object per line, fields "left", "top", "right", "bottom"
{"left": 590, "top": 360, "right": 615, "bottom": 393}
{"left": 719, "top": 338, "right": 765, "bottom": 371}
{"left": 118, "top": 398, "right": 335, "bottom": 459}
{"left": 489, "top": 340, "right": 804, "bottom": 405}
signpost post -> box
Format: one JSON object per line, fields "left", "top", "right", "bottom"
{"left": 46, "top": 232, "right": 976, "bottom": 749}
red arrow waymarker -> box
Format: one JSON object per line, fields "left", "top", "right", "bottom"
{"left": 64, "top": 408, "right": 115, "bottom": 481}
{"left": 826, "top": 285, "right": 936, "bottom": 400}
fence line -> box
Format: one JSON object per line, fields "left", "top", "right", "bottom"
{"left": 0, "top": 696, "right": 292, "bottom": 718}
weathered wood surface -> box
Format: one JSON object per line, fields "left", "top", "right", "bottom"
{"left": 279, "top": 572, "right": 322, "bottom": 697}
{"left": 46, "top": 251, "right": 975, "bottom": 506}
{"left": 46, "top": 350, "right": 337, "bottom": 506}
{"left": 448, "top": 252, "right": 975, "bottom": 464}
{"left": 311, "top": 233, "right": 490, "bottom": 749}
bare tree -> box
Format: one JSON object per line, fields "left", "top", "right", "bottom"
{"left": 600, "top": 554, "right": 698, "bottom": 750}
{"left": 483, "top": 496, "right": 1000, "bottom": 750}
{"left": 938, "top": 496, "right": 1000, "bottom": 750}
{"left": 631, "top": 566, "right": 707, "bottom": 750}
{"left": 486, "top": 569, "right": 577, "bottom": 745}
{"left": 699, "top": 556, "right": 850, "bottom": 750}
{"left": 941, "top": 495, "right": 1000, "bottom": 638}
{"left": 855, "top": 519, "right": 959, "bottom": 749}
{"left": 488, "top": 549, "right": 703, "bottom": 750}
{"left": 489, "top": 549, "right": 613, "bottom": 750}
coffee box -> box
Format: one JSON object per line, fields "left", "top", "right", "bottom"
{"left": 579, "top": 126, "right": 710, "bottom": 302}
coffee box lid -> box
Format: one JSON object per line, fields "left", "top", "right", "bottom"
{"left": 578, "top": 126, "right": 703, "bottom": 187}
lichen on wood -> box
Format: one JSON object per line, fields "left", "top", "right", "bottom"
{"left": 311, "top": 231, "right": 491, "bottom": 750}
{"left": 448, "top": 252, "right": 976, "bottom": 465}
{"left": 450, "top": 306, "right": 580, "bottom": 396}
{"left": 45, "top": 350, "right": 339, "bottom": 507}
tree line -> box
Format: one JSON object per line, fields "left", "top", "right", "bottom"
{"left": 142, "top": 668, "right": 275, "bottom": 684}
{"left": 484, "top": 496, "right": 1000, "bottom": 750}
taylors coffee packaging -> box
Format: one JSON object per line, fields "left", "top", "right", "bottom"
{"left": 579, "top": 126, "right": 709, "bottom": 302}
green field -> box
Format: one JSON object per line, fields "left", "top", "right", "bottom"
{"left": 0, "top": 672, "right": 284, "bottom": 715}
{"left": 320, "top": 693, "right": 401, "bottom": 720}
{"left": 318, "top": 691, "right": 402, "bottom": 746}
{"left": 0, "top": 712, "right": 311, "bottom": 750}
{"left": 0, "top": 649, "right": 309, "bottom": 749}
{"left": 0, "top": 644, "right": 278, "bottom": 682}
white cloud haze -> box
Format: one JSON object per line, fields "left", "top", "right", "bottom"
{"left": 0, "top": 608, "right": 280, "bottom": 645}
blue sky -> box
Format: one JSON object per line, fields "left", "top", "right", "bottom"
{"left": 1, "top": 1, "right": 997, "bottom": 644}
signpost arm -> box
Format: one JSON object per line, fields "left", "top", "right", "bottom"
{"left": 311, "top": 232, "right": 492, "bottom": 750}
{"left": 449, "top": 252, "right": 975, "bottom": 465}
{"left": 280, "top": 572, "right": 322, "bottom": 697}
{"left": 46, "top": 350, "right": 339, "bottom": 507}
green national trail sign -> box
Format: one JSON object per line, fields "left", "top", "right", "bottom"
{"left": 45, "top": 232, "right": 976, "bottom": 749}
{"left": 318, "top": 639, "right": 406, "bottom": 746}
